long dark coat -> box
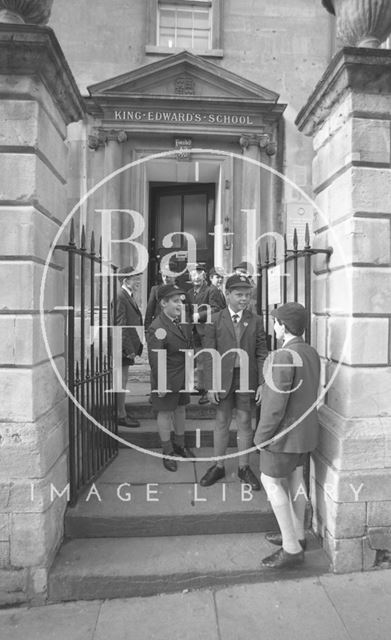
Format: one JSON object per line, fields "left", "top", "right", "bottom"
{"left": 147, "top": 311, "right": 193, "bottom": 394}
{"left": 115, "top": 288, "right": 143, "bottom": 361}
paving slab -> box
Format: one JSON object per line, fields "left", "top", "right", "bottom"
{"left": 48, "top": 533, "right": 330, "bottom": 602}
{"left": 319, "top": 571, "right": 391, "bottom": 640}
{"left": 94, "top": 591, "right": 219, "bottom": 640}
{"left": 0, "top": 600, "right": 101, "bottom": 640}
{"left": 215, "top": 579, "right": 350, "bottom": 640}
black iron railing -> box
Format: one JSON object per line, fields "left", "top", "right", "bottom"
{"left": 257, "top": 223, "right": 332, "bottom": 349}
{"left": 56, "top": 220, "right": 118, "bottom": 506}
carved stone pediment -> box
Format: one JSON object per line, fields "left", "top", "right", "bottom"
{"left": 88, "top": 50, "right": 279, "bottom": 102}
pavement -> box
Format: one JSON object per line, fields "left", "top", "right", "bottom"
{"left": 1, "top": 570, "right": 390, "bottom": 640}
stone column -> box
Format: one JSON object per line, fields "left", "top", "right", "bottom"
{"left": 238, "top": 134, "right": 262, "bottom": 272}
{"left": 296, "top": 48, "right": 391, "bottom": 573}
{"left": 0, "top": 25, "right": 84, "bottom": 603}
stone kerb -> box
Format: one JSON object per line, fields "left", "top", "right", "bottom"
{"left": 296, "top": 47, "right": 391, "bottom": 573}
{"left": 0, "top": 25, "right": 84, "bottom": 604}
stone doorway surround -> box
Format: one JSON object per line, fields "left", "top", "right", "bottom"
{"left": 84, "top": 51, "right": 286, "bottom": 299}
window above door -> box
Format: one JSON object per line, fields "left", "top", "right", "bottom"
{"left": 146, "top": 0, "right": 223, "bottom": 58}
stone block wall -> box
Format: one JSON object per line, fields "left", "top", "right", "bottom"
{"left": 297, "top": 48, "right": 391, "bottom": 572}
{"left": 0, "top": 25, "right": 84, "bottom": 604}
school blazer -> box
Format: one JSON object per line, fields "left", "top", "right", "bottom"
{"left": 203, "top": 307, "right": 268, "bottom": 398}
{"left": 208, "top": 284, "right": 226, "bottom": 312}
{"left": 254, "top": 337, "right": 321, "bottom": 453}
{"left": 147, "top": 312, "right": 193, "bottom": 393}
{"left": 144, "top": 284, "right": 160, "bottom": 331}
{"left": 187, "top": 281, "right": 213, "bottom": 338}
{"left": 115, "top": 288, "right": 143, "bottom": 360}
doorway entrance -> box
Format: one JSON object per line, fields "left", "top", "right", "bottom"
{"left": 149, "top": 183, "right": 215, "bottom": 289}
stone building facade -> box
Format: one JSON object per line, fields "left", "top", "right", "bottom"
{"left": 0, "top": 0, "right": 391, "bottom": 604}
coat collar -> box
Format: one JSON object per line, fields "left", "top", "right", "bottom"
{"left": 282, "top": 336, "right": 304, "bottom": 349}
{"left": 121, "top": 288, "right": 142, "bottom": 319}
{"left": 159, "top": 311, "right": 189, "bottom": 342}
{"left": 192, "top": 281, "right": 208, "bottom": 298}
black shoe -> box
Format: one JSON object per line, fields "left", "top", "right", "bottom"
{"left": 265, "top": 532, "right": 307, "bottom": 551}
{"left": 172, "top": 443, "right": 196, "bottom": 458}
{"left": 118, "top": 416, "right": 140, "bottom": 428}
{"left": 238, "top": 465, "right": 261, "bottom": 491}
{"left": 163, "top": 455, "right": 177, "bottom": 472}
{"left": 200, "top": 464, "right": 225, "bottom": 487}
{"left": 261, "top": 547, "right": 304, "bottom": 569}
{"left": 198, "top": 391, "right": 209, "bottom": 405}
{"left": 195, "top": 387, "right": 206, "bottom": 395}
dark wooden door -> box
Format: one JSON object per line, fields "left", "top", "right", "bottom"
{"left": 149, "top": 183, "right": 215, "bottom": 289}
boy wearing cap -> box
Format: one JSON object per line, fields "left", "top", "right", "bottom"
{"left": 234, "top": 261, "right": 257, "bottom": 313}
{"left": 200, "top": 274, "right": 268, "bottom": 490}
{"left": 208, "top": 267, "right": 226, "bottom": 312}
{"left": 115, "top": 267, "right": 144, "bottom": 428}
{"left": 144, "top": 267, "right": 177, "bottom": 331}
{"left": 254, "top": 302, "right": 320, "bottom": 569}
{"left": 147, "top": 285, "right": 194, "bottom": 472}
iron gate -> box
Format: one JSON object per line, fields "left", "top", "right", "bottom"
{"left": 256, "top": 223, "right": 332, "bottom": 489}
{"left": 56, "top": 221, "right": 119, "bottom": 506}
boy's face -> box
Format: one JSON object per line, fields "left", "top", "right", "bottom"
{"left": 124, "top": 275, "right": 141, "bottom": 292}
{"left": 162, "top": 294, "right": 183, "bottom": 318}
{"left": 211, "top": 274, "right": 223, "bottom": 288}
{"left": 274, "top": 318, "right": 285, "bottom": 341}
{"left": 226, "top": 287, "right": 251, "bottom": 312}
{"left": 190, "top": 269, "right": 205, "bottom": 286}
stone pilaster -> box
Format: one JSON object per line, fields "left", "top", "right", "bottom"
{"left": 0, "top": 25, "right": 84, "bottom": 603}
{"left": 238, "top": 134, "right": 262, "bottom": 271}
{"left": 296, "top": 47, "right": 391, "bottom": 572}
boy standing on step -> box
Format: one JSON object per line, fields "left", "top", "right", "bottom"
{"left": 254, "top": 302, "right": 320, "bottom": 569}
{"left": 147, "top": 284, "right": 195, "bottom": 472}
{"left": 115, "top": 266, "right": 144, "bottom": 429}
{"left": 200, "top": 274, "right": 268, "bottom": 491}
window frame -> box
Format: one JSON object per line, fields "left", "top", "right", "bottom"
{"left": 146, "top": 0, "right": 223, "bottom": 58}
{"left": 157, "top": 2, "right": 212, "bottom": 51}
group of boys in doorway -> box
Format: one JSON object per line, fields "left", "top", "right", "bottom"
{"left": 114, "top": 262, "right": 321, "bottom": 570}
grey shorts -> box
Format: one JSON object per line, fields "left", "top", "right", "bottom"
{"left": 260, "top": 449, "right": 308, "bottom": 478}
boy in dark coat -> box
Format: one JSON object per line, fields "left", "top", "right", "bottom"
{"left": 144, "top": 268, "right": 177, "bottom": 331}
{"left": 254, "top": 302, "right": 320, "bottom": 569}
{"left": 187, "top": 265, "right": 213, "bottom": 405}
{"left": 147, "top": 285, "right": 194, "bottom": 472}
{"left": 115, "top": 266, "right": 143, "bottom": 428}
{"left": 208, "top": 267, "right": 226, "bottom": 312}
{"left": 200, "top": 274, "right": 268, "bottom": 491}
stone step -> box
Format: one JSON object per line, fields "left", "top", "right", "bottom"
{"left": 118, "top": 418, "right": 247, "bottom": 448}
{"left": 48, "top": 532, "right": 331, "bottom": 602}
{"left": 127, "top": 365, "right": 151, "bottom": 383}
{"left": 126, "top": 398, "right": 218, "bottom": 420}
{"left": 64, "top": 448, "right": 274, "bottom": 539}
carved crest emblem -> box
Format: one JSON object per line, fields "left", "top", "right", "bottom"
{"left": 175, "top": 75, "right": 195, "bottom": 95}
